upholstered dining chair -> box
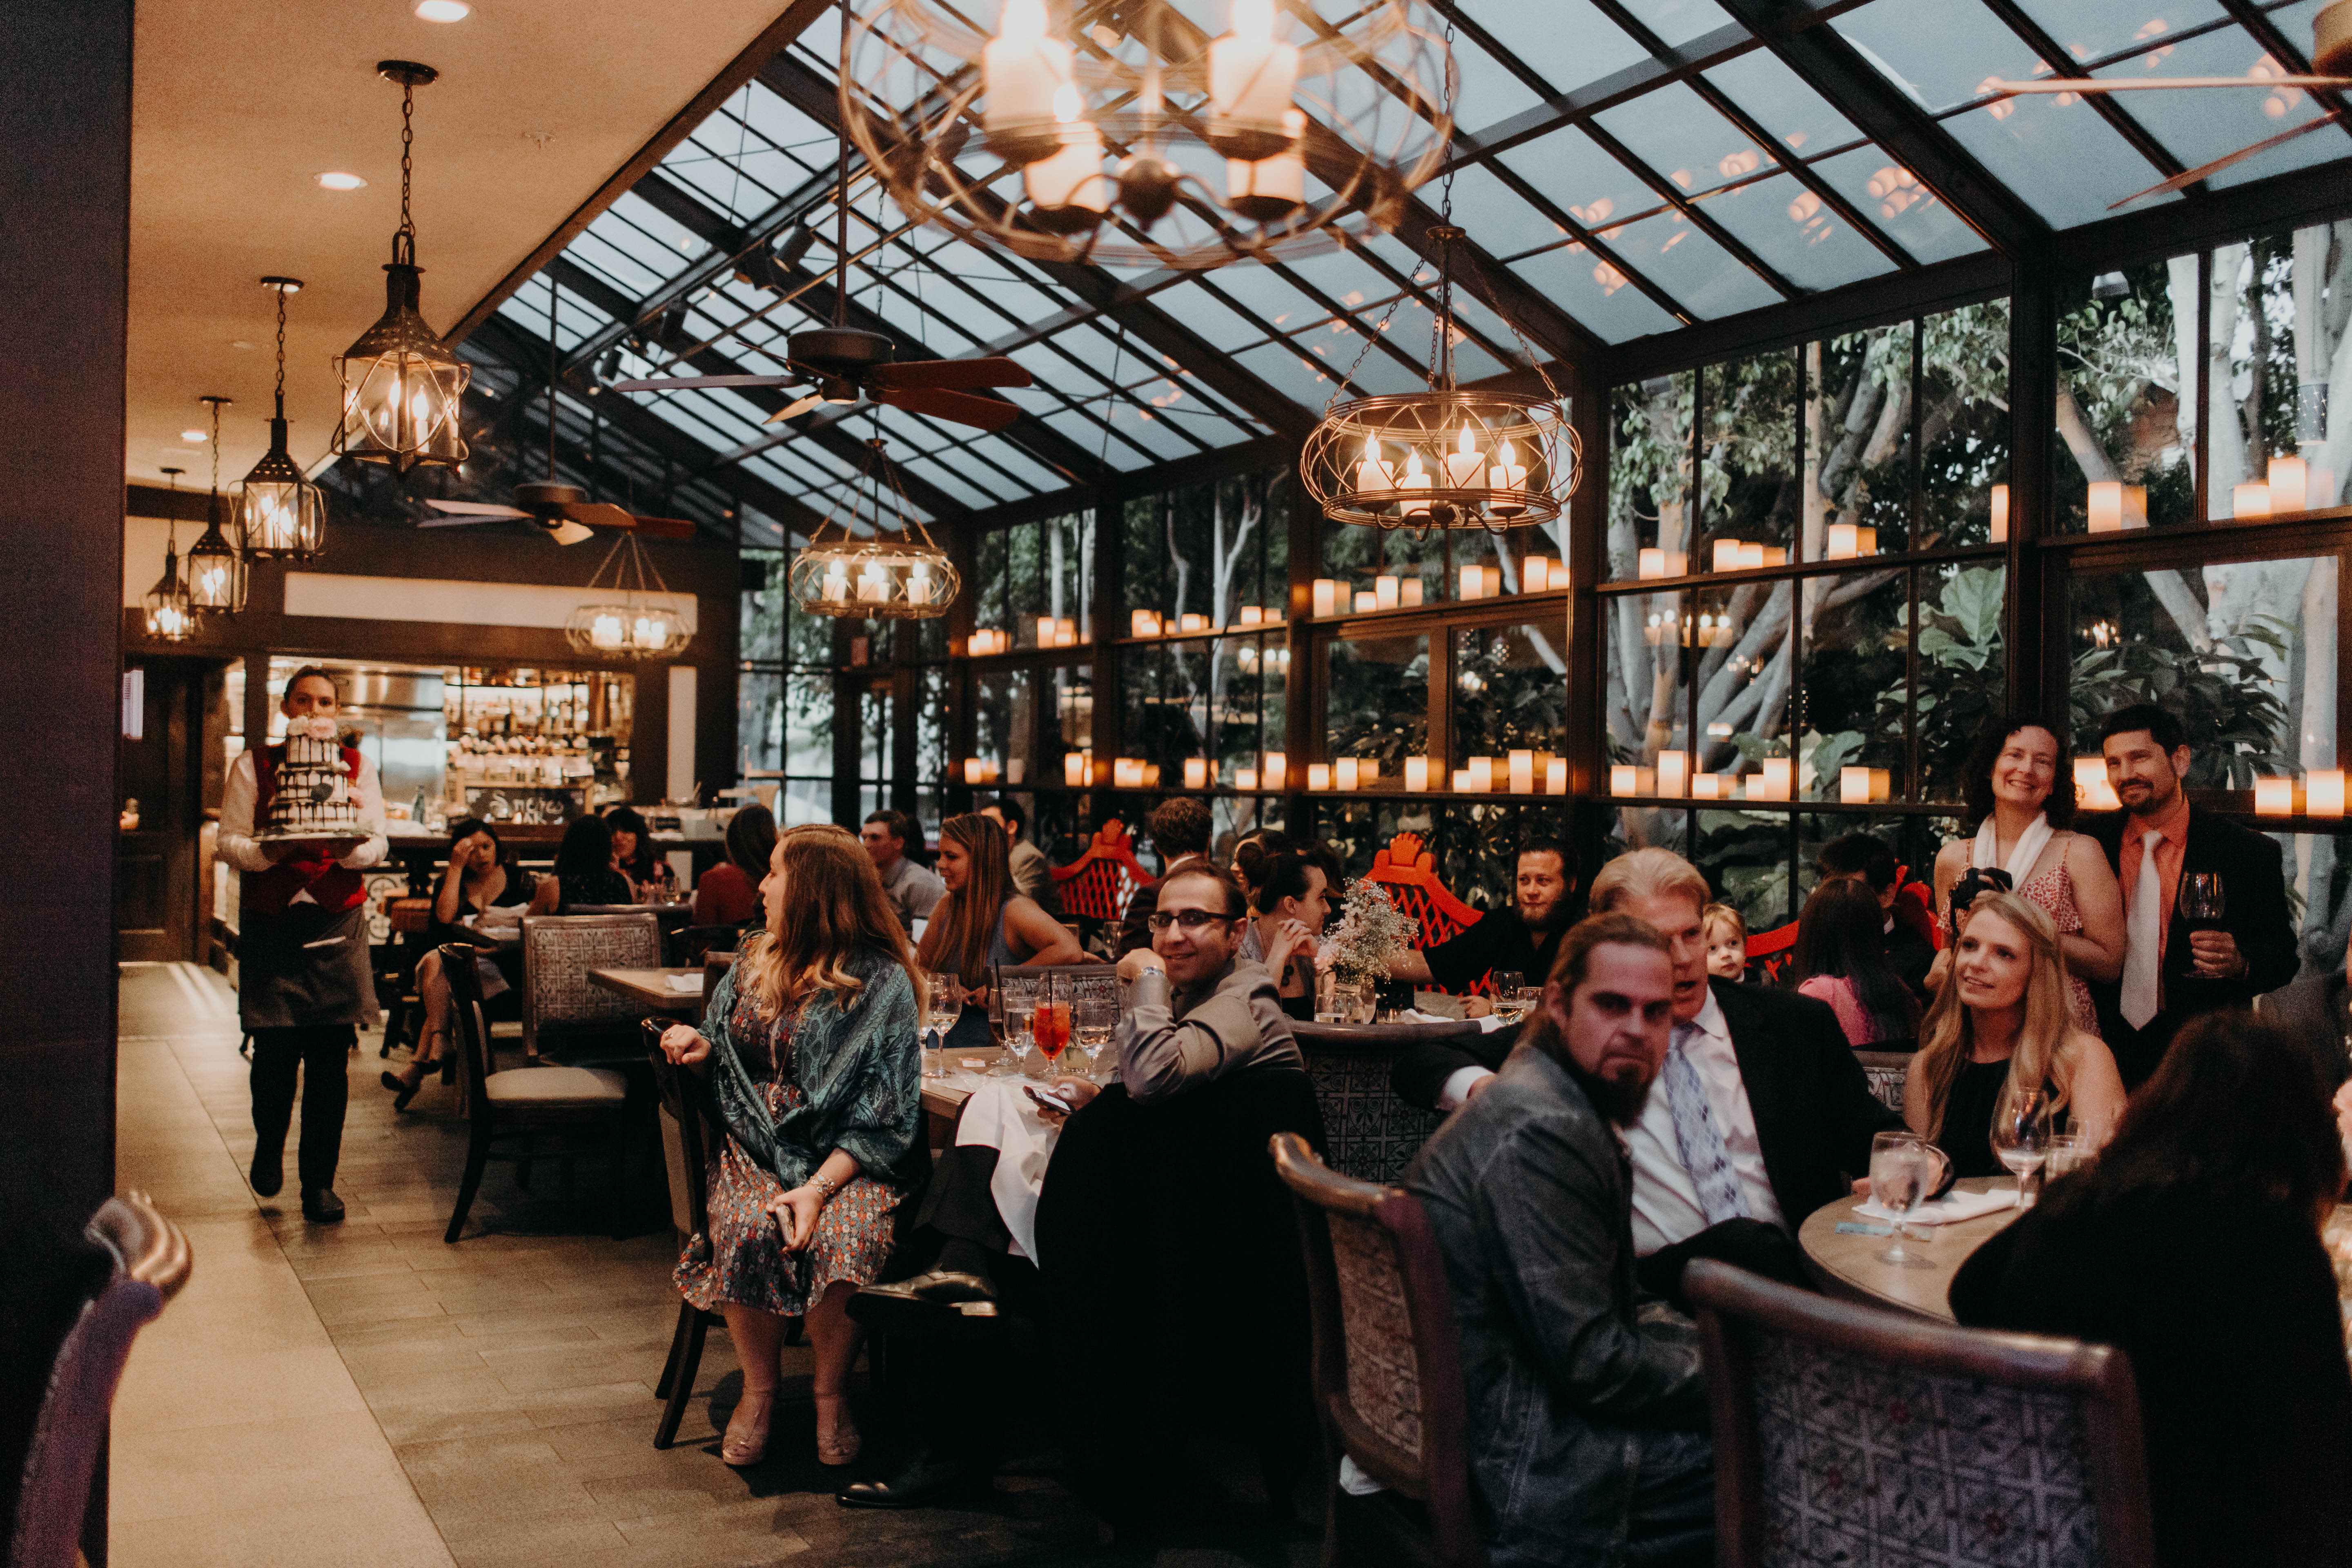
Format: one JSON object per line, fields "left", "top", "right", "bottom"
{"left": 1854, "top": 1049, "right": 1911, "bottom": 1113}
{"left": 1290, "top": 1020, "right": 1465, "bottom": 1186}
{"left": 1685, "top": 1259, "right": 2156, "bottom": 1568}
{"left": 1270, "top": 1132, "right": 1486, "bottom": 1568}
{"left": 521, "top": 911, "right": 661, "bottom": 1063}
{"left": 443, "top": 944, "right": 631, "bottom": 1245}
{"left": 9, "top": 1192, "right": 191, "bottom": 1568}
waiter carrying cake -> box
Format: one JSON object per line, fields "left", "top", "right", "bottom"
{"left": 217, "top": 666, "right": 389, "bottom": 1224}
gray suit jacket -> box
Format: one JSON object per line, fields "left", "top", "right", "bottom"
{"left": 1406, "top": 1042, "right": 1711, "bottom": 1567}
{"left": 1112, "top": 957, "right": 1303, "bottom": 1105}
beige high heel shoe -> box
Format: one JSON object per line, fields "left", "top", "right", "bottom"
{"left": 813, "top": 1392, "right": 861, "bottom": 1466}
{"left": 721, "top": 1389, "right": 776, "bottom": 1466}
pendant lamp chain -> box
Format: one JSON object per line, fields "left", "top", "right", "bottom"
{"left": 396, "top": 75, "right": 418, "bottom": 268}
{"left": 208, "top": 396, "right": 221, "bottom": 500}
{"left": 273, "top": 281, "right": 289, "bottom": 416}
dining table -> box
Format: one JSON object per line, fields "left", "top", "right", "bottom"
{"left": 588, "top": 965, "right": 706, "bottom": 1014}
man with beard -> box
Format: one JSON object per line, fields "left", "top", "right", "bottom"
{"left": 1385, "top": 836, "right": 1579, "bottom": 1029}
{"left": 2088, "top": 702, "right": 2298, "bottom": 1089}
{"left": 1405, "top": 913, "right": 1712, "bottom": 1568}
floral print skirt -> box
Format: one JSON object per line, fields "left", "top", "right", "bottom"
{"left": 673, "top": 1076, "right": 900, "bottom": 1317}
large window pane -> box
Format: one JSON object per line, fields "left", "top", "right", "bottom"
{"left": 1809, "top": 325, "right": 1909, "bottom": 557}
{"left": 1704, "top": 348, "right": 1803, "bottom": 564}
{"left": 1325, "top": 632, "right": 1429, "bottom": 775}
{"left": 1695, "top": 808, "right": 1794, "bottom": 931}
{"left": 1126, "top": 468, "right": 1290, "bottom": 625}
{"left": 2054, "top": 254, "right": 2193, "bottom": 533}
{"left": 1453, "top": 622, "right": 1569, "bottom": 766}
{"left": 1799, "top": 569, "right": 1910, "bottom": 800}
{"left": 1907, "top": 564, "right": 2007, "bottom": 802}
{"left": 1920, "top": 299, "right": 2010, "bottom": 548}
{"left": 1608, "top": 372, "right": 1693, "bottom": 582}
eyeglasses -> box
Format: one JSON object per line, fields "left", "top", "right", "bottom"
{"left": 1146, "top": 909, "right": 1232, "bottom": 932}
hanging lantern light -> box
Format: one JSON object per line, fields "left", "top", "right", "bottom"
{"left": 183, "top": 396, "right": 247, "bottom": 616}
{"left": 786, "top": 435, "right": 959, "bottom": 620}
{"left": 334, "top": 61, "right": 470, "bottom": 473}
{"left": 143, "top": 467, "right": 196, "bottom": 643}
{"left": 238, "top": 276, "right": 326, "bottom": 561}
{"left": 562, "top": 532, "right": 695, "bottom": 660}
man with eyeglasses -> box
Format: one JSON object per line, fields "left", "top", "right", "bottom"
{"left": 841, "top": 863, "right": 1305, "bottom": 1510}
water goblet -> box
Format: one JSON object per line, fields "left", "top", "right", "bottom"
{"left": 1868, "top": 1131, "right": 1945, "bottom": 1268}
{"left": 1989, "top": 1085, "right": 2054, "bottom": 1207}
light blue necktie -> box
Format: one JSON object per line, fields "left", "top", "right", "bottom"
{"left": 1664, "top": 1022, "right": 1750, "bottom": 1227}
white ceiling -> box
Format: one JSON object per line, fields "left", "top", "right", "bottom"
{"left": 127, "top": 0, "right": 794, "bottom": 494}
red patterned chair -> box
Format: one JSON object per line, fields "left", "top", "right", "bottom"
{"left": 1050, "top": 819, "right": 1157, "bottom": 933}
{"left": 1747, "top": 864, "right": 1942, "bottom": 984}
{"left": 1364, "top": 832, "right": 1489, "bottom": 996}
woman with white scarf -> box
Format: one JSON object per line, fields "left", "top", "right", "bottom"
{"left": 1928, "top": 716, "right": 2127, "bottom": 1034}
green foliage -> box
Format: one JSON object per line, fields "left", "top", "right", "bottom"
{"left": 2069, "top": 616, "right": 2295, "bottom": 788}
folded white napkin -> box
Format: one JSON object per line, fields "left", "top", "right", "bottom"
{"left": 664, "top": 973, "right": 703, "bottom": 994}
{"left": 1853, "top": 1186, "right": 2017, "bottom": 1226}
{"left": 1403, "top": 1008, "right": 1507, "bottom": 1033}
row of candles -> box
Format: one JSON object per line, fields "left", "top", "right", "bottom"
{"left": 816, "top": 558, "right": 940, "bottom": 605}
{"left": 1608, "top": 753, "right": 2352, "bottom": 816}
{"left": 1348, "top": 430, "right": 1535, "bottom": 515}
{"left": 1307, "top": 557, "right": 1559, "bottom": 616}
{"left": 1129, "top": 605, "right": 1280, "bottom": 637}
{"left": 964, "top": 750, "right": 1575, "bottom": 793}
{"left": 2071, "top": 757, "right": 2350, "bottom": 818}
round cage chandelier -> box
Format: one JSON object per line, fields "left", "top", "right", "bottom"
{"left": 1301, "top": 221, "right": 1576, "bottom": 531}
{"left": 143, "top": 467, "right": 196, "bottom": 643}
{"left": 238, "top": 276, "right": 327, "bottom": 562}
{"left": 562, "top": 533, "right": 694, "bottom": 659}
{"left": 786, "top": 436, "right": 959, "bottom": 619}
{"left": 842, "top": 0, "right": 1453, "bottom": 268}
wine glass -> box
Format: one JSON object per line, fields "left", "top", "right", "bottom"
{"left": 1989, "top": 1085, "right": 2054, "bottom": 1207}
{"left": 919, "top": 970, "right": 962, "bottom": 1079}
{"left": 995, "top": 971, "right": 1038, "bottom": 1078}
{"left": 1867, "top": 1131, "right": 1938, "bottom": 1267}
{"left": 2181, "top": 872, "right": 2227, "bottom": 931}
{"left": 1071, "top": 973, "right": 1117, "bottom": 1071}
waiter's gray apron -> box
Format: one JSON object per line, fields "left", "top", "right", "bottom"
{"left": 238, "top": 899, "right": 379, "bottom": 1030}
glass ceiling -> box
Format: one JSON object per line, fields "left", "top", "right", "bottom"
{"left": 461, "top": 0, "right": 2349, "bottom": 534}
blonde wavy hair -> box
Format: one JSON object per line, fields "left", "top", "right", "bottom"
{"left": 1914, "top": 891, "right": 2081, "bottom": 1139}
{"left": 735, "top": 824, "right": 921, "bottom": 1016}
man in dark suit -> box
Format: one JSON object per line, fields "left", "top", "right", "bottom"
{"left": 2087, "top": 703, "right": 2300, "bottom": 1089}
{"left": 1394, "top": 847, "right": 1900, "bottom": 1301}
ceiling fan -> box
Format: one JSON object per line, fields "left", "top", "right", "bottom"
{"left": 1988, "top": 0, "right": 2352, "bottom": 209}
{"left": 610, "top": 326, "right": 1035, "bottom": 432}
{"left": 421, "top": 276, "right": 697, "bottom": 545}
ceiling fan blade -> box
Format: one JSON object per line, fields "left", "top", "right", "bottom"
{"left": 869, "top": 356, "right": 1036, "bottom": 393}
{"left": 1990, "top": 76, "right": 2352, "bottom": 94}
{"left": 614, "top": 515, "right": 699, "bottom": 540}
{"left": 425, "top": 499, "right": 532, "bottom": 517}
{"left": 417, "top": 516, "right": 496, "bottom": 528}
{"left": 877, "top": 385, "right": 1023, "bottom": 432}
{"left": 2108, "top": 111, "right": 2343, "bottom": 208}
{"left": 763, "top": 393, "right": 826, "bottom": 425}
{"left": 552, "top": 502, "right": 640, "bottom": 530}
{"left": 609, "top": 374, "right": 800, "bottom": 392}
{"left": 547, "top": 519, "right": 597, "bottom": 546}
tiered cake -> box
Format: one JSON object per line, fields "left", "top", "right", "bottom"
{"left": 264, "top": 714, "right": 359, "bottom": 837}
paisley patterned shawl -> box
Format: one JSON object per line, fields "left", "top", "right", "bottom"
{"left": 701, "top": 947, "right": 922, "bottom": 1192}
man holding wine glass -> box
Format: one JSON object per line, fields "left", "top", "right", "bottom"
{"left": 2088, "top": 704, "right": 2300, "bottom": 1089}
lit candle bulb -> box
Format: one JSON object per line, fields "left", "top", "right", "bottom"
{"left": 1468, "top": 756, "right": 1494, "bottom": 793}
{"left": 1184, "top": 757, "right": 1207, "bottom": 789}
{"left": 1352, "top": 432, "right": 1393, "bottom": 496}
{"left": 1263, "top": 751, "right": 1286, "bottom": 791}
{"left": 1065, "top": 751, "right": 1088, "bottom": 786}
{"left": 1025, "top": 85, "right": 1107, "bottom": 216}
{"left": 1989, "top": 483, "right": 2009, "bottom": 542}
{"left": 1207, "top": 0, "right": 1299, "bottom": 143}
{"left": 1374, "top": 575, "right": 1399, "bottom": 610}
{"left": 821, "top": 566, "right": 849, "bottom": 603}
{"left": 1655, "top": 749, "right": 1687, "bottom": 797}
{"left": 1443, "top": 424, "right": 1485, "bottom": 489}
{"left": 1335, "top": 758, "right": 1358, "bottom": 790}
{"left": 1488, "top": 439, "right": 1528, "bottom": 516}
{"left": 1508, "top": 750, "right": 1534, "bottom": 793}
{"left": 1545, "top": 757, "right": 1567, "bottom": 794}
{"left": 1399, "top": 450, "right": 1432, "bottom": 521}
{"left": 1404, "top": 756, "right": 1429, "bottom": 792}
{"left": 906, "top": 566, "right": 933, "bottom": 605}
{"left": 590, "top": 612, "right": 624, "bottom": 650}
{"left": 2270, "top": 455, "right": 2309, "bottom": 513}
{"left": 984, "top": 0, "right": 1075, "bottom": 146}
{"left": 2308, "top": 769, "right": 2345, "bottom": 817}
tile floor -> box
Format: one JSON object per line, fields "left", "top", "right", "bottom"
{"left": 109, "top": 962, "right": 1319, "bottom": 1568}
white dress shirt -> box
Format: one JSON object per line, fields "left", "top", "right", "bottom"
{"left": 1618, "top": 987, "right": 1784, "bottom": 1256}
{"left": 217, "top": 745, "right": 389, "bottom": 902}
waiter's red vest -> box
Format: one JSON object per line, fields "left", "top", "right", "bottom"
{"left": 243, "top": 741, "right": 368, "bottom": 918}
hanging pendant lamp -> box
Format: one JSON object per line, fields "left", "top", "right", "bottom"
{"left": 184, "top": 397, "right": 247, "bottom": 615}
{"left": 787, "top": 432, "right": 958, "bottom": 620}
{"left": 143, "top": 467, "right": 196, "bottom": 642}
{"left": 334, "top": 61, "right": 471, "bottom": 473}
{"left": 562, "top": 532, "right": 695, "bottom": 659}
{"left": 239, "top": 276, "right": 327, "bottom": 561}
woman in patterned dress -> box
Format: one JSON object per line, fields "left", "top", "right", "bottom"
{"left": 658, "top": 824, "right": 924, "bottom": 1468}
{"left": 1929, "top": 716, "right": 2127, "bottom": 1035}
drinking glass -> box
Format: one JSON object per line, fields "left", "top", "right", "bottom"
{"left": 2044, "top": 1131, "right": 2085, "bottom": 1181}
{"left": 1031, "top": 971, "right": 1073, "bottom": 1075}
{"left": 2180, "top": 872, "right": 2227, "bottom": 931}
{"left": 1491, "top": 971, "right": 1524, "bottom": 1003}
{"left": 919, "top": 970, "right": 962, "bottom": 1079}
{"left": 1989, "top": 1085, "right": 2054, "bottom": 1207}
{"left": 1071, "top": 972, "right": 1117, "bottom": 1070}
{"left": 995, "top": 971, "right": 1039, "bottom": 1078}
{"left": 1315, "top": 971, "right": 1346, "bottom": 1025}
{"left": 1868, "top": 1131, "right": 1940, "bottom": 1267}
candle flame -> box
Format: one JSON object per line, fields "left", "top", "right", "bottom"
{"left": 1362, "top": 433, "right": 1379, "bottom": 461}
{"left": 1404, "top": 450, "right": 1424, "bottom": 477}
{"left": 1497, "top": 439, "right": 1517, "bottom": 466}
{"left": 1457, "top": 424, "right": 1475, "bottom": 455}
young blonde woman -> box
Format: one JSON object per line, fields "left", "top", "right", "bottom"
{"left": 1930, "top": 716, "right": 2127, "bottom": 1033}
{"left": 914, "top": 813, "right": 1083, "bottom": 1050}
{"left": 1906, "top": 891, "right": 2125, "bottom": 1178}
{"left": 657, "top": 825, "right": 925, "bottom": 1469}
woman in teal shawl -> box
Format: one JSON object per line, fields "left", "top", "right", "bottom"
{"left": 658, "top": 824, "right": 923, "bottom": 1469}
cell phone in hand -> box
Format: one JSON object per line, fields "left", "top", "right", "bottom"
{"left": 1025, "top": 1084, "right": 1077, "bottom": 1114}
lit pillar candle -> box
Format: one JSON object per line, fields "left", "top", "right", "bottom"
{"left": 1056, "top": 618, "right": 1077, "bottom": 647}
{"left": 1460, "top": 563, "right": 1483, "bottom": 601}
{"left": 2087, "top": 481, "right": 2123, "bottom": 531}
{"left": 1450, "top": 769, "right": 1470, "bottom": 792}
{"left": 2270, "top": 455, "right": 2309, "bottom": 513}
{"left": 1263, "top": 751, "right": 1286, "bottom": 791}
{"left": 1443, "top": 425, "right": 1485, "bottom": 489}
{"left": 1521, "top": 557, "right": 1549, "bottom": 592}
{"left": 1692, "top": 772, "right": 1722, "bottom": 800}
{"left": 1143, "top": 763, "right": 1160, "bottom": 787}
{"left": 1374, "top": 575, "right": 1399, "bottom": 610}
{"left": 1639, "top": 548, "right": 1666, "bottom": 579}
{"left": 2308, "top": 769, "right": 2345, "bottom": 816}
{"left": 1713, "top": 539, "right": 1743, "bottom": 572}
{"left": 1335, "top": 758, "right": 1358, "bottom": 790}
{"left": 1841, "top": 765, "right": 1871, "bottom": 804}
{"left": 1352, "top": 432, "right": 1394, "bottom": 496}
{"left": 1066, "top": 751, "right": 1088, "bottom": 786}
{"left": 1655, "top": 749, "right": 1687, "bottom": 798}
{"left": 1610, "top": 764, "right": 1636, "bottom": 797}
{"left": 1488, "top": 439, "right": 1528, "bottom": 516}
{"left": 1990, "top": 483, "right": 2009, "bottom": 542}
{"left": 1025, "top": 87, "right": 1107, "bottom": 214}
{"left": 1131, "top": 609, "right": 1157, "bottom": 637}
{"left": 1468, "top": 756, "right": 1494, "bottom": 793}
{"left": 1239, "top": 605, "right": 1263, "bottom": 626}
{"left": 821, "top": 566, "right": 849, "bottom": 603}
{"left": 1353, "top": 590, "right": 1377, "bottom": 613}
{"left": 1399, "top": 451, "right": 1432, "bottom": 521}
{"left": 1405, "top": 756, "right": 1430, "bottom": 792}
{"left": 1356, "top": 758, "right": 1378, "bottom": 784}
{"left": 906, "top": 567, "right": 933, "bottom": 605}
{"left": 1508, "top": 750, "right": 1534, "bottom": 793}
{"left": 1037, "top": 615, "right": 1058, "bottom": 646}
{"left": 857, "top": 564, "right": 890, "bottom": 602}
{"left": 2234, "top": 481, "right": 2272, "bottom": 519}
{"left": 2074, "top": 757, "right": 2119, "bottom": 811}
{"left": 2256, "top": 776, "right": 2294, "bottom": 815}
{"left": 1826, "top": 523, "right": 1858, "bottom": 559}
{"left": 590, "top": 612, "right": 625, "bottom": 650}
{"left": 1183, "top": 757, "right": 1207, "bottom": 789}
{"left": 1871, "top": 768, "right": 1892, "bottom": 802}
{"left": 963, "top": 759, "right": 984, "bottom": 785}
{"left": 983, "top": 0, "right": 1074, "bottom": 139}
{"left": 1180, "top": 612, "right": 1207, "bottom": 633}
{"left": 1207, "top": 0, "right": 1299, "bottom": 132}
{"left": 1234, "top": 765, "right": 1258, "bottom": 790}
{"left": 1399, "top": 577, "right": 1423, "bottom": 606}
{"left": 1742, "top": 543, "right": 1768, "bottom": 569}
{"left": 1225, "top": 111, "right": 1305, "bottom": 214}
{"left": 1312, "top": 579, "right": 1337, "bottom": 617}
{"left": 1545, "top": 757, "right": 1567, "bottom": 794}
{"left": 1307, "top": 763, "right": 1331, "bottom": 791}
{"left": 1756, "top": 757, "right": 1792, "bottom": 800}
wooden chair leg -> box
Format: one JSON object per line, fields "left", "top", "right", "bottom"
{"left": 654, "top": 1300, "right": 694, "bottom": 1401}
{"left": 444, "top": 1125, "right": 494, "bottom": 1244}
{"left": 608, "top": 1111, "right": 628, "bottom": 1240}
{"left": 653, "top": 1309, "right": 710, "bottom": 1450}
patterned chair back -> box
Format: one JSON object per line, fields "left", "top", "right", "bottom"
{"left": 1363, "top": 833, "right": 1486, "bottom": 994}
{"left": 521, "top": 912, "right": 662, "bottom": 1058}
{"left": 1686, "top": 1260, "right": 2156, "bottom": 1568}
{"left": 1855, "top": 1049, "right": 1910, "bottom": 1112}
{"left": 1293, "top": 1022, "right": 1463, "bottom": 1185}
{"left": 1745, "top": 919, "right": 1801, "bottom": 983}
{"left": 1270, "top": 1133, "right": 1487, "bottom": 1568}
{"left": 1050, "top": 819, "right": 1155, "bottom": 925}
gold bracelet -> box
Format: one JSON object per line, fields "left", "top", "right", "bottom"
{"left": 806, "top": 1172, "right": 840, "bottom": 1201}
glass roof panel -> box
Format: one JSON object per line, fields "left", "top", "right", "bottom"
{"left": 1503, "top": 242, "right": 1684, "bottom": 343}
{"left": 1940, "top": 95, "right": 2181, "bottom": 225}
{"left": 1697, "top": 172, "right": 1896, "bottom": 291}
{"left": 1148, "top": 280, "right": 1277, "bottom": 353}
{"left": 2007, "top": 0, "right": 2229, "bottom": 65}
{"left": 1443, "top": 28, "right": 1544, "bottom": 125}
{"left": 1594, "top": 82, "right": 1779, "bottom": 198}
{"left": 1701, "top": 51, "right": 1862, "bottom": 158}
{"left": 1235, "top": 342, "right": 1349, "bottom": 407}
{"left": 1833, "top": 0, "right": 2047, "bottom": 115}
{"left": 1457, "top": 0, "right": 1649, "bottom": 102}
{"left": 1605, "top": 210, "right": 1782, "bottom": 318}
{"left": 2092, "top": 23, "right": 2352, "bottom": 189}
{"left": 1614, "top": 0, "right": 1740, "bottom": 48}
{"left": 1807, "top": 145, "right": 1987, "bottom": 263}
{"left": 1445, "top": 163, "right": 1574, "bottom": 261}
{"left": 1195, "top": 265, "right": 1330, "bottom": 336}
{"left": 1498, "top": 126, "right": 1671, "bottom": 239}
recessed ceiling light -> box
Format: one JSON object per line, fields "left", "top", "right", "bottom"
{"left": 414, "top": 0, "right": 471, "bottom": 19}
{"left": 180, "top": 429, "right": 207, "bottom": 442}
{"left": 229, "top": 340, "right": 258, "bottom": 351}
{"left": 316, "top": 171, "right": 368, "bottom": 191}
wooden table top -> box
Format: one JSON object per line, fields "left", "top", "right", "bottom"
{"left": 1797, "top": 1177, "right": 2024, "bottom": 1321}
{"left": 587, "top": 966, "right": 705, "bottom": 1012}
